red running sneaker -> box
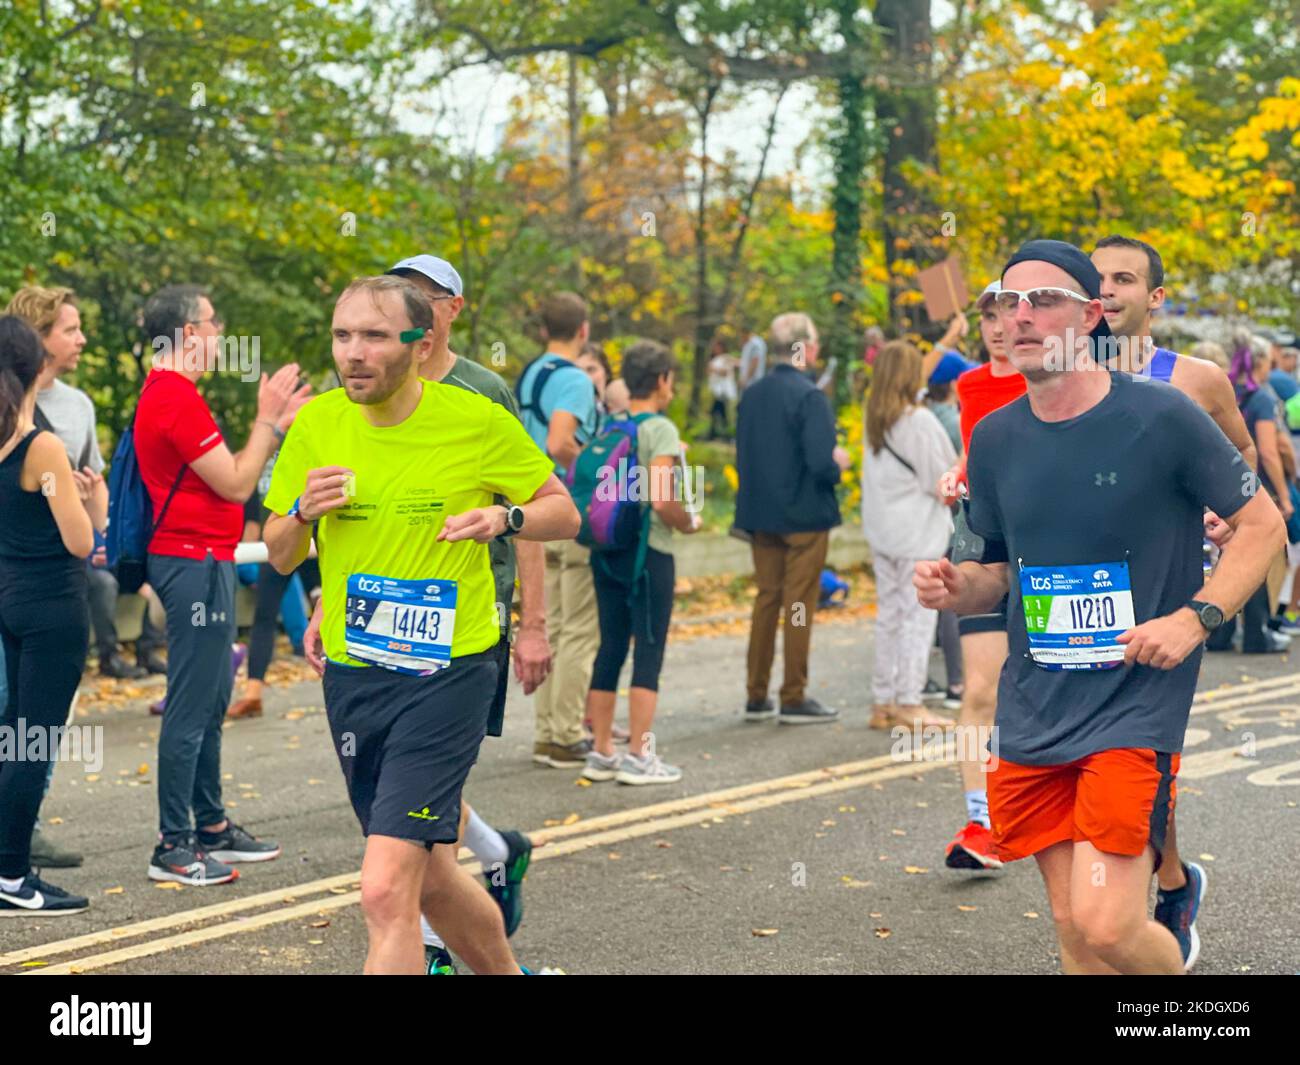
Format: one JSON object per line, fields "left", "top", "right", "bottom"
{"left": 945, "top": 821, "right": 1004, "bottom": 870}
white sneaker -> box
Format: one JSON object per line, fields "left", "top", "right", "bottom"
{"left": 582, "top": 750, "right": 622, "bottom": 782}
{"left": 615, "top": 752, "right": 682, "bottom": 786}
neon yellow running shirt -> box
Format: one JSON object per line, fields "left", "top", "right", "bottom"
{"left": 265, "top": 382, "right": 553, "bottom": 666}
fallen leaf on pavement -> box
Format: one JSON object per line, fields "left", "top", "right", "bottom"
{"left": 1199, "top": 853, "right": 1215, "bottom": 862}
{"left": 751, "top": 928, "right": 779, "bottom": 937}
{"left": 903, "top": 866, "right": 928, "bottom": 874}
{"left": 842, "top": 879, "right": 873, "bottom": 888}
{"left": 873, "top": 928, "right": 891, "bottom": 939}
{"left": 1023, "top": 912, "right": 1039, "bottom": 919}
{"left": 957, "top": 905, "right": 977, "bottom": 912}
{"left": 155, "top": 882, "right": 183, "bottom": 891}
{"left": 821, "top": 819, "right": 836, "bottom": 827}
{"left": 309, "top": 920, "right": 330, "bottom": 928}
{"left": 543, "top": 819, "right": 561, "bottom": 827}
{"left": 891, "top": 829, "right": 906, "bottom": 836}
{"left": 137, "top": 763, "right": 149, "bottom": 775}
{"left": 655, "top": 840, "right": 672, "bottom": 848}
{"left": 575, "top": 778, "right": 592, "bottom": 788}
{"left": 103, "top": 886, "right": 125, "bottom": 895}
{"left": 608, "top": 852, "right": 621, "bottom": 860}
{"left": 307, "top": 939, "right": 324, "bottom": 946}
{"left": 328, "top": 887, "right": 349, "bottom": 895}
{"left": 869, "top": 911, "right": 882, "bottom": 918}
{"left": 562, "top": 812, "right": 580, "bottom": 826}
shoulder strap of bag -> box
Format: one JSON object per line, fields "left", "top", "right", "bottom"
{"left": 883, "top": 439, "right": 918, "bottom": 478}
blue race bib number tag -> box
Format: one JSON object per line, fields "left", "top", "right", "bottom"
{"left": 345, "top": 574, "right": 457, "bottom": 675}
{"left": 1019, "top": 561, "right": 1135, "bottom": 671}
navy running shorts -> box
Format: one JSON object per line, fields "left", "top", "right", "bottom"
{"left": 322, "top": 648, "right": 498, "bottom": 847}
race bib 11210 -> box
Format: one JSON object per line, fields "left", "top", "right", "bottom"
{"left": 1019, "top": 560, "right": 1135, "bottom": 671}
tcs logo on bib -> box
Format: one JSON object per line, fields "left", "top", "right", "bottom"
{"left": 357, "top": 577, "right": 383, "bottom": 593}
{"left": 1028, "top": 575, "right": 1052, "bottom": 591}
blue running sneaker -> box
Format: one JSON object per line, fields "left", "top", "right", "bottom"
{"left": 1154, "top": 861, "right": 1207, "bottom": 971}
{"left": 484, "top": 829, "right": 532, "bottom": 937}
{"left": 425, "top": 945, "right": 457, "bottom": 975}
{"left": 0, "top": 872, "right": 89, "bottom": 916}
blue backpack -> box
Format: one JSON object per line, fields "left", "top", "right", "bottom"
{"left": 105, "top": 380, "right": 186, "bottom": 594}
{"left": 514, "top": 353, "right": 594, "bottom": 429}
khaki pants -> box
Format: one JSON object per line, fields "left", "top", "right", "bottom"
{"left": 533, "top": 539, "right": 600, "bottom": 747}
{"left": 746, "top": 530, "right": 830, "bottom": 706}
{"left": 1266, "top": 548, "right": 1288, "bottom": 611}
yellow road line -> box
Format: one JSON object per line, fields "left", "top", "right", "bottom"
{"left": 27, "top": 757, "right": 953, "bottom": 975}
{"left": 1194, "top": 673, "right": 1300, "bottom": 702}
{"left": 1189, "top": 683, "right": 1300, "bottom": 717}
{"left": 1178, "top": 735, "right": 1300, "bottom": 779}
{"left": 14, "top": 670, "right": 1296, "bottom": 974}
{"left": 0, "top": 872, "right": 362, "bottom": 969}
{"left": 2, "top": 750, "right": 914, "bottom": 970}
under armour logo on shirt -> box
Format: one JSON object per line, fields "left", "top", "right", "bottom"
{"left": 1095, "top": 472, "right": 1117, "bottom": 486}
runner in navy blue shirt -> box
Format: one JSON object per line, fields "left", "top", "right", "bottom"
{"left": 916, "top": 239, "right": 1283, "bottom": 976}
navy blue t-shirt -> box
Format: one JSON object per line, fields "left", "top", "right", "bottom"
{"left": 966, "top": 372, "right": 1253, "bottom": 765}
{"left": 1238, "top": 384, "right": 1282, "bottom": 499}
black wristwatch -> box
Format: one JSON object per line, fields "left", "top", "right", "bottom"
{"left": 497, "top": 504, "right": 525, "bottom": 540}
{"left": 1187, "top": 599, "right": 1224, "bottom": 633}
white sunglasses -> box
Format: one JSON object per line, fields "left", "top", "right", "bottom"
{"left": 993, "top": 287, "right": 1093, "bottom": 316}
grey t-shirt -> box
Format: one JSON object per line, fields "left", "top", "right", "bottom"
{"left": 439, "top": 355, "right": 522, "bottom": 634}
{"left": 740, "top": 335, "right": 767, "bottom": 388}
{"left": 966, "top": 372, "right": 1252, "bottom": 765}
{"left": 637, "top": 414, "right": 683, "bottom": 556}
{"left": 36, "top": 378, "right": 104, "bottom": 473}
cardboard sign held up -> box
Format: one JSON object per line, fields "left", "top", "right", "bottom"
{"left": 917, "top": 256, "right": 970, "bottom": 322}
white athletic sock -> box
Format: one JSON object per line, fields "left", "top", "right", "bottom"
{"left": 463, "top": 808, "right": 509, "bottom": 867}
{"left": 1, "top": 875, "right": 26, "bottom": 892}
{"left": 420, "top": 915, "right": 444, "bottom": 950}
{"left": 964, "top": 789, "right": 991, "bottom": 830}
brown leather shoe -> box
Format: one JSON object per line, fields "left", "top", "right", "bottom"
{"left": 869, "top": 704, "right": 896, "bottom": 729}
{"left": 227, "top": 696, "right": 263, "bottom": 720}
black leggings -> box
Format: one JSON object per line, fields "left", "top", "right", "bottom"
{"left": 248, "top": 562, "right": 291, "bottom": 682}
{"left": 0, "top": 570, "right": 88, "bottom": 878}
{"left": 590, "top": 547, "right": 675, "bottom": 693}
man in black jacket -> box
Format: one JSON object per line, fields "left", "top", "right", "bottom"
{"left": 734, "top": 312, "right": 850, "bottom": 724}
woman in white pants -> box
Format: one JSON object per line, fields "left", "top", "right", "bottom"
{"left": 861, "top": 341, "right": 957, "bottom": 729}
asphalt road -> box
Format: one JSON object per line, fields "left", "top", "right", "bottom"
{"left": 4, "top": 611, "right": 1298, "bottom": 976}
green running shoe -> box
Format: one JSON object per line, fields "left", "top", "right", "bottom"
{"left": 484, "top": 829, "right": 532, "bottom": 937}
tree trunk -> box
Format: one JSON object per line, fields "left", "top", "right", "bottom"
{"left": 826, "top": 0, "right": 868, "bottom": 408}
{"left": 567, "top": 52, "right": 583, "bottom": 291}
{"left": 874, "top": 0, "right": 940, "bottom": 339}
{"left": 688, "top": 81, "right": 719, "bottom": 423}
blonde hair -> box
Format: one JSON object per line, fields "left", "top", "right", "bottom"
{"left": 5, "top": 285, "right": 76, "bottom": 337}
{"left": 769, "top": 312, "right": 817, "bottom": 360}
{"left": 1189, "top": 340, "right": 1228, "bottom": 370}
{"left": 866, "top": 341, "right": 923, "bottom": 453}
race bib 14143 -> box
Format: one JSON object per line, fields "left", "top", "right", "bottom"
{"left": 344, "top": 574, "right": 457, "bottom": 676}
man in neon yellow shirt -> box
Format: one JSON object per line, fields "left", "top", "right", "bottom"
{"left": 264, "top": 275, "right": 578, "bottom": 975}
